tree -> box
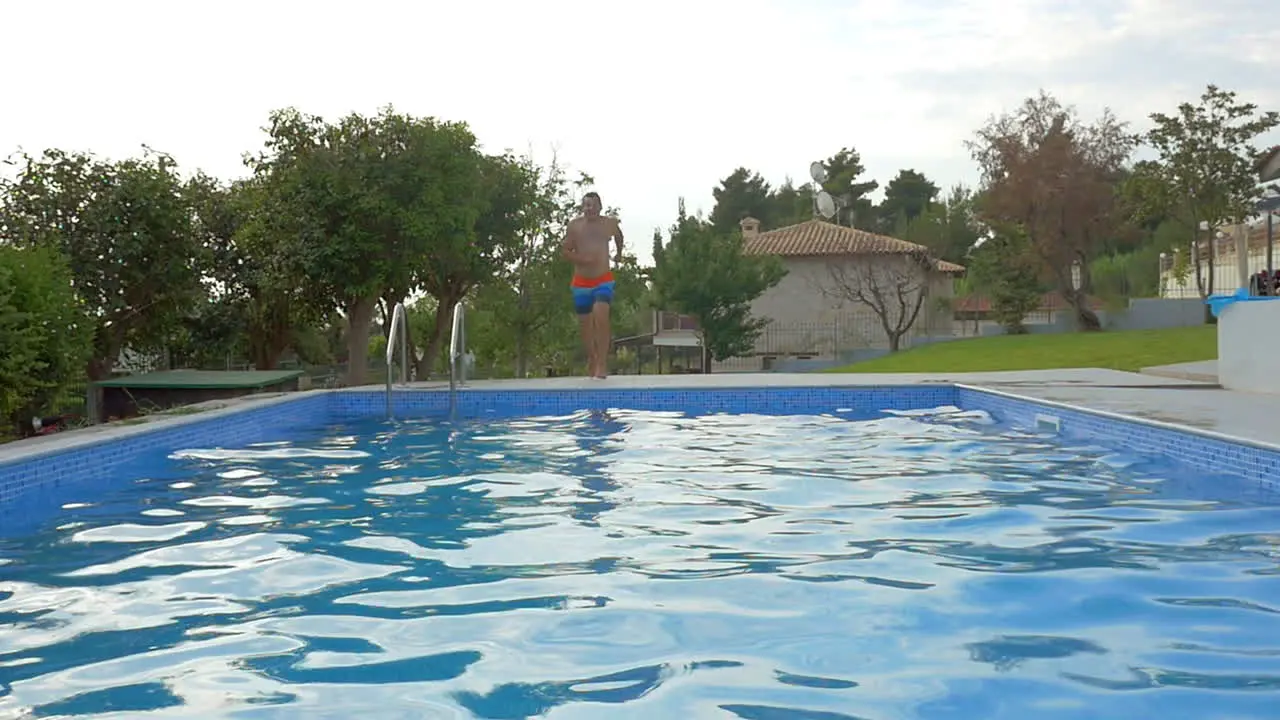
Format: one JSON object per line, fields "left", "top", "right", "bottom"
{"left": 480, "top": 155, "right": 583, "bottom": 377}
{"left": 0, "top": 244, "right": 93, "bottom": 435}
{"left": 1128, "top": 85, "right": 1280, "bottom": 308}
{"left": 877, "top": 169, "right": 940, "bottom": 231}
{"left": 885, "top": 184, "right": 983, "bottom": 264}
{"left": 415, "top": 150, "right": 532, "bottom": 379}
{"left": 650, "top": 201, "right": 785, "bottom": 368}
{"left": 967, "top": 224, "right": 1043, "bottom": 334}
{"left": 0, "top": 148, "right": 209, "bottom": 379}
{"left": 197, "top": 176, "right": 322, "bottom": 370}
{"left": 818, "top": 147, "right": 879, "bottom": 230}
{"left": 704, "top": 154, "right": 880, "bottom": 236}
{"left": 709, "top": 168, "right": 777, "bottom": 233}
{"left": 246, "top": 106, "right": 492, "bottom": 385}
{"left": 936, "top": 185, "right": 984, "bottom": 263}
{"left": 967, "top": 90, "right": 1135, "bottom": 331}
{"left": 769, "top": 179, "right": 816, "bottom": 228}
{"left": 821, "top": 245, "right": 938, "bottom": 352}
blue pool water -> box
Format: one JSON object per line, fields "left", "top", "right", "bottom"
{"left": 2, "top": 405, "right": 1280, "bottom": 719}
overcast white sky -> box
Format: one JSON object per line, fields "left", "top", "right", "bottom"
{"left": 5, "top": 0, "right": 1279, "bottom": 265}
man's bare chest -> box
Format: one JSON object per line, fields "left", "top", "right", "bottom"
{"left": 578, "top": 221, "right": 614, "bottom": 245}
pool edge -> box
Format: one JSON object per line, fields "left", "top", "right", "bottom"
{"left": 2, "top": 382, "right": 1278, "bottom": 513}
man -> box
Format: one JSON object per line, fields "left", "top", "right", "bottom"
{"left": 562, "top": 191, "right": 624, "bottom": 379}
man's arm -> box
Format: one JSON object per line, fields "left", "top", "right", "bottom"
{"left": 612, "top": 218, "right": 625, "bottom": 261}
{"left": 561, "top": 219, "right": 580, "bottom": 263}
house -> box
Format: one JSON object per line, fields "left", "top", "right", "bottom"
{"left": 1259, "top": 145, "right": 1280, "bottom": 183}
{"left": 732, "top": 216, "right": 964, "bottom": 369}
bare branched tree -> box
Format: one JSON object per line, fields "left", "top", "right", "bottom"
{"left": 821, "top": 250, "right": 936, "bottom": 352}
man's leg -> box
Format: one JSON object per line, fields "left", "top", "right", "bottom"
{"left": 591, "top": 299, "right": 611, "bottom": 379}
{"left": 578, "top": 314, "right": 597, "bottom": 377}
{"left": 573, "top": 288, "right": 596, "bottom": 377}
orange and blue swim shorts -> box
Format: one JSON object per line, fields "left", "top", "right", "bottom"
{"left": 570, "top": 272, "right": 615, "bottom": 315}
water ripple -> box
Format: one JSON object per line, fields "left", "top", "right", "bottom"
{"left": 1, "top": 407, "right": 1278, "bottom": 718}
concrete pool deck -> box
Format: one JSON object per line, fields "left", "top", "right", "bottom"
{"left": 1, "top": 368, "right": 1276, "bottom": 466}
{"left": 1141, "top": 359, "right": 1220, "bottom": 384}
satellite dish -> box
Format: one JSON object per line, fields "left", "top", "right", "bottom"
{"left": 809, "top": 161, "right": 828, "bottom": 184}
{"left": 815, "top": 191, "right": 837, "bottom": 219}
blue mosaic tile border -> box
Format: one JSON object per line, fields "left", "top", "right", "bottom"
{"left": 331, "top": 384, "right": 961, "bottom": 420}
{"left": 0, "top": 393, "right": 330, "bottom": 517}
{"left": 3, "top": 383, "right": 1279, "bottom": 521}
{"left": 958, "top": 386, "right": 1280, "bottom": 488}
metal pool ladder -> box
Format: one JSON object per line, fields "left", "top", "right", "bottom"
{"left": 448, "top": 301, "right": 467, "bottom": 418}
{"left": 385, "top": 301, "right": 409, "bottom": 419}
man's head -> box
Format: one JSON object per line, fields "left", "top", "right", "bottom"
{"left": 582, "top": 192, "right": 602, "bottom": 217}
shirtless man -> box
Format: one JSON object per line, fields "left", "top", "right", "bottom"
{"left": 562, "top": 192, "right": 624, "bottom": 379}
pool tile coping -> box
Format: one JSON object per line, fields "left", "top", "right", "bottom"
{"left": 0, "top": 379, "right": 1274, "bottom": 461}
{"left": 955, "top": 384, "right": 1280, "bottom": 455}
{"left": 0, "top": 381, "right": 1274, "bottom": 509}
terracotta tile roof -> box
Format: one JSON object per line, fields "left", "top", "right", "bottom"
{"left": 743, "top": 219, "right": 965, "bottom": 273}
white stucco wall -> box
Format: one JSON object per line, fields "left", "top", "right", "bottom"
{"left": 1218, "top": 298, "right": 1280, "bottom": 395}
{"left": 748, "top": 256, "right": 954, "bottom": 348}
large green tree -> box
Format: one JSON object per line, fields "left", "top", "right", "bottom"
{"left": 415, "top": 150, "right": 531, "bottom": 378}
{"left": 1127, "top": 85, "right": 1280, "bottom": 304}
{"left": 769, "top": 179, "right": 816, "bottom": 228}
{"left": 0, "top": 244, "right": 93, "bottom": 435}
{"left": 709, "top": 168, "right": 777, "bottom": 233}
{"left": 470, "top": 156, "right": 585, "bottom": 377}
{"left": 168, "top": 174, "right": 249, "bottom": 369}
{"left": 967, "top": 224, "right": 1043, "bottom": 334}
{"left": 877, "top": 169, "right": 941, "bottom": 232}
{"left": 190, "top": 175, "right": 324, "bottom": 370}
{"left": 936, "top": 185, "right": 983, "bottom": 263}
{"left": 247, "top": 106, "right": 494, "bottom": 385}
{"left": 0, "top": 148, "right": 208, "bottom": 379}
{"left": 818, "top": 147, "right": 879, "bottom": 230}
{"left": 650, "top": 201, "right": 785, "bottom": 368}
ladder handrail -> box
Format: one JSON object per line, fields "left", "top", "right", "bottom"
{"left": 385, "top": 301, "right": 409, "bottom": 419}
{"left": 449, "top": 302, "right": 466, "bottom": 413}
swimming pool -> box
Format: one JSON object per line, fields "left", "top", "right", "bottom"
{"left": 1, "top": 385, "right": 1279, "bottom": 718}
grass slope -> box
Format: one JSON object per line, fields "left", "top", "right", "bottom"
{"left": 824, "top": 325, "right": 1216, "bottom": 374}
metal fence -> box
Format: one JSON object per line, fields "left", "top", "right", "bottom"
{"left": 710, "top": 309, "right": 960, "bottom": 373}
{"left": 1158, "top": 225, "right": 1280, "bottom": 299}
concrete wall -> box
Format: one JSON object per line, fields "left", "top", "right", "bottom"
{"left": 1107, "top": 298, "right": 1205, "bottom": 331}
{"left": 976, "top": 298, "right": 1206, "bottom": 337}
{"left": 1218, "top": 297, "right": 1280, "bottom": 395}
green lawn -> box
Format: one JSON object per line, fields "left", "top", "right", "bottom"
{"left": 823, "top": 325, "right": 1217, "bottom": 374}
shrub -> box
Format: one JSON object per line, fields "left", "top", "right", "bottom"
{"left": 0, "top": 244, "right": 93, "bottom": 435}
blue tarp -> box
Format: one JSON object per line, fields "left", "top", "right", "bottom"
{"left": 1205, "top": 288, "right": 1280, "bottom": 318}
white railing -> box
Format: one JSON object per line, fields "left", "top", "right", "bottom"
{"left": 385, "top": 302, "right": 409, "bottom": 418}
{"left": 448, "top": 302, "right": 467, "bottom": 416}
